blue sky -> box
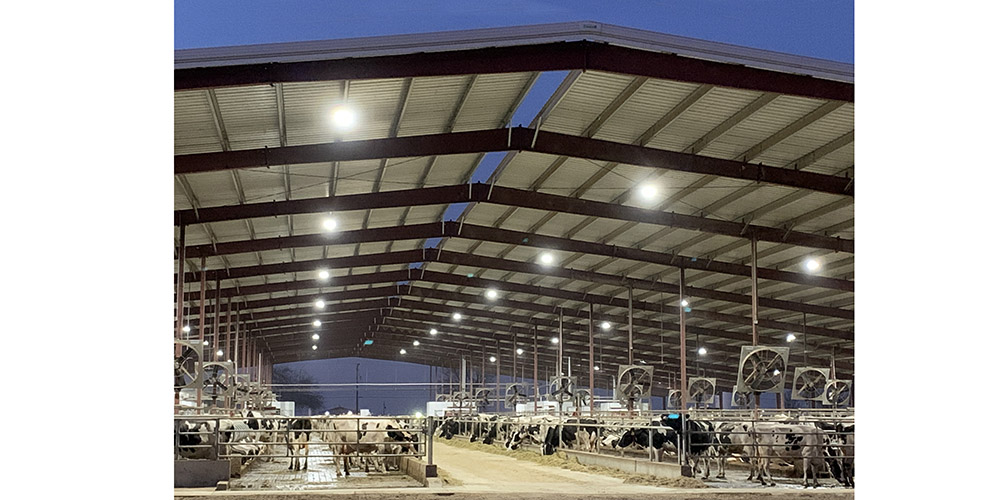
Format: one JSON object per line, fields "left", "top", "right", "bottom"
{"left": 174, "top": 0, "right": 854, "bottom": 414}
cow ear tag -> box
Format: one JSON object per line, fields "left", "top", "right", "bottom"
{"left": 667, "top": 413, "right": 680, "bottom": 419}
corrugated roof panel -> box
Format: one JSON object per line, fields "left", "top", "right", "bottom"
{"left": 542, "top": 71, "right": 636, "bottom": 136}
{"left": 756, "top": 106, "right": 854, "bottom": 167}
{"left": 233, "top": 168, "right": 290, "bottom": 205}
{"left": 333, "top": 159, "right": 382, "bottom": 196}
{"left": 753, "top": 191, "right": 845, "bottom": 228}
{"left": 453, "top": 72, "right": 535, "bottom": 131}
{"left": 367, "top": 207, "right": 409, "bottom": 229}
{"left": 214, "top": 85, "right": 281, "bottom": 151}
{"left": 593, "top": 79, "right": 703, "bottom": 144}
{"left": 698, "top": 95, "right": 827, "bottom": 161}
{"left": 379, "top": 156, "right": 434, "bottom": 191}
{"left": 463, "top": 202, "right": 509, "bottom": 227}
{"left": 174, "top": 177, "right": 194, "bottom": 210}
{"left": 422, "top": 153, "right": 480, "bottom": 187}
{"left": 403, "top": 205, "right": 447, "bottom": 226}
{"left": 577, "top": 163, "right": 669, "bottom": 205}
{"left": 795, "top": 207, "right": 853, "bottom": 235}
{"left": 644, "top": 87, "right": 763, "bottom": 152}
{"left": 531, "top": 212, "right": 590, "bottom": 238}
{"left": 536, "top": 157, "right": 608, "bottom": 197}
{"left": 703, "top": 184, "right": 801, "bottom": 222}
{"left": 500, "top": 206, "right": 548, "bottom": 233}
{"left": 281, "top": 80, "right": 347, "bottom": 147}
{"left": 397, "top": 75, "right": 468, "bottom": 137}
{"left": 292, "top": 247, "right": 324, "bottom": 261}
{"left": 186, "top": 170, "right": 240, "bottom": 208}
{"left": 175, "top": 91, "right": 222, "bottom": 154}
{"left": 804, "top": 146, "right": 854, "bottom": 176}
{"left": 340, "top": 78, "right": 408, "bottom": 141}
{"left": 289, "top": 163, "right": 337, "bottom": 200}
{"left": 495, "top": 152, "right": 556, "bottom": 190}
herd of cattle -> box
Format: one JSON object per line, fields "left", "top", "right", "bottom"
{"left": 176, "top": 410, "right": 421, "bottom": 477}
{"left": 436, "top": 413, "right": 854, "bottom": 488}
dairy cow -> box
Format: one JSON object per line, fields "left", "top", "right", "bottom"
{"left": 284, "top": 418, "right": 311, "bottom": 471}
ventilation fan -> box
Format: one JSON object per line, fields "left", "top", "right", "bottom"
{"left": 435, "top": 394, "right": 450, "bottom": 402}
{"left": 573, "top": 389, "right": 592, "bottom": 408}
{"left": 736, "top": 345, "right": 789, "bottom": 393}
{"left": 174, "top": 340, "right": 202, "bottom": 391}
{"left": 667, "top": 389, "right": 683, "bottom": 409}
{"left": 504, "top": 383, "right": 528, "bottom": 408}
{"left": 201, "top": 361, "right": 235, "bottom": 401}
{"left": 232, "top": 374, "right": 252, "bottom": 406}
{"left": 549, "top": 376, "right": 575, "bottom": 403}
{"left": 791, "top": 367, "right": 830, "bottom": 401}
{"left": 248, "top": 384, "right": 270, "bottom": 408}
{"left": 731, "top": 385, "right": 753, "bottom": 407}
{"left": 473, "top": 388, "right": 492, "bottom": 407}
{"left": 688, "top": 377, "right": 716, "bottom": 406}
{"left": 452, "top": 391, "right": 471, "bottom": 405}
{"left": 823, "top": 380, "right": 852, "bottom": 406}
{"left": 616, "top": 365, "right": 653, "bottom": 405}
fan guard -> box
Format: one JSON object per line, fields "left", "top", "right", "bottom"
{"left": 473, "top": 388, "right": 492, "bottom": 407}
{"left": 174, "top": 339, "right": 202, "bottom": 391}
{"left": 791, "top": 367, "right": 830, "bottom": 401}
{"left": 573, "top": 389, "right": 592, "bottom": 408}
{"left": 616, "top": 365, "right": 653, "bottom": 405}
{"left": 731, "top": 385, "right": 753, "bottom": 407}
{"left": 201, "top": 362, "right": 236, "bottom": 400}
{"left": 549, "top": 376, "right": 575, "bottom": 403}
{"left": 736, "top": 346, "right": 789, "bottom": 393}
{"left": 504, "top": 383, "right": 528, "bottom": 408}
{"left": 688, "top": 377, "right": 716, "bottom": 405}
{"left": 823, "top": 380, "right": 852, "bottom": 406}
{"left": 667, "top": 389, "right": 683, "bottom": 409}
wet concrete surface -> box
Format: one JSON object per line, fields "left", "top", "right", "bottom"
{"left": 228, "top": 454, "right": 421, "bottom": 491}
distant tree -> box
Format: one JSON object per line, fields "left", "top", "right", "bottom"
{"left": 272, "top": 366, "right": 325, "bottom": 413}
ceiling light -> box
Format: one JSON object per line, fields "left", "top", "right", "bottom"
{"left": 203, "top": 340, "right": 209, "bottom": 346}
{"left": 182, "top": 325, "right": 191, "bottom": 333}
{"left": 550, "top": 337, "right": 559, "bottom": 344}
{"left": 318, "top": 270, "right": 330, "bottom": 280}
{"left": 680, "top": 299, "right": 689, "bottom": 307}
{"left": 786, "top": 333, "right": 797, "bottom": 342}
{"left": 639, "top": 184, "right": 658, "bottom": 200}
{"left": 331, "top": 106, "right": 357, "bottom": 130}
{"left": 429, "top": 328, "right": 438, "bottom": 335}
{"left": 804, "top": 258, "right": 821, "bottom": 272}
{"left": 216, "top": 349, "right": 224, "bottom": 357}
{"left": 315, "top": 300, "right": 326, "bottom": 309}
{"left": 322, "top": 218, "right": 337, "bottom": 231}
{"left": 697, "top": 347, "right": 707, "bottom": 356}
{"left": 452, "top": 313, "right": 462, "bottom": 321}
{"left": 485, "top": 289, "right": 498, "bottom": 300}
{"left": 413, "top": 340, "right": 420, "bottom": 346}
{"left": 399, "top": 349, "right": 407, "bottom": 355}
{"left": 489, "top": 356, "right": 496, "bottom": 363}
{"left": 773, "top": 369, "right": 781, "bottom": 376}
{"left": 313, "top": 320, "right": 321, "bottom": 327}
{"left": 312, "top": 333, "right": 320, "bottom": 340}
{"left": 600, "top": 321, "right": 611, "bottom": 330}
{"left": 312, "top": 345, "right": 317, "bottom": 350}
{"left": 363, "top": 339, "right": 374, "bottom": 346}
{"left": 516, "top": 348, "right": 524, "bottom": 355}
{"left": 594, "top": 365, "right": 600, "bottom": 371}
{"left": 539, "top": 252, "right": 554, "bottom": 265}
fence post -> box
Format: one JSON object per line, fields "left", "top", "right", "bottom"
{"left": 427, "top": 416, "right": 434, "bottom": 466}
{"left": 648, "top": 422, "right": 654, "bottom": 462}
{"left": 212, "top": 417, "right": 220, "bottom": 461}
{"left": 174, "top": 419, "right": 181, "bottom": 460}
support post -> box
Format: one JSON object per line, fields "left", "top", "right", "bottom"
{"left": 588, "top": 302, "right": 595, "bottom": 413}
{"left": 225, "top": 296, "right": 233, "bottom": 361}
{"left": 175, "top": 224, "right": 186, "bottom": 340}
{"left": 628, "top": 285, "right": 634, "bottom": 365}
{"left": 679, "top": 269, "right": 688, "bottom": 409}
{"left": 212, "top": 278, "right": 221, "bottom": 360}
{"left": 197, "top": 256, "right": 206, "bottom": 409}
{"left": 751, "top": 234, "right": 760, "bottom": 408}
{"left": 533, "top": 325, "right": 538, "bottom": 413}
{"left": 558, "top": 308, "right": 564, "bottom": 376}
{"left": 495, "top": 344, "right": 500, "bottom": 413}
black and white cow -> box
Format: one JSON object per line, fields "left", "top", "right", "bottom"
{"left": 177, "top": 420, "right": 216, "bottom": 459}
{"left": 470, "top": 414, "right": 499, "bottom": 445}
{"left": 244, "top": 410, "right": 278, "bottom": 461}
{"left": 609, "top": 422, "right": 678, "bottom": 462}
{"left": 284, "top": 418, "right": 311, "bottom": 471}
{"left": 661, "top": 414, "right": 716, "bottom": 479}
{"left": 750, "top": 422, "right": 839, "bottom": 488}
{"left": 563, "top": 418, "right": 600, "bottom": 453}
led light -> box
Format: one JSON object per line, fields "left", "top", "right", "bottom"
{"left": 399, "top": 349, "right": 407, "bottom": 355}
{"left": 804, "top": 258, "right": 821, "bottom": 272}
{"left": 312, "top": 333, "right": 320, "bottom": 340}
{"left": 680, "top": 299, "right": 689, "bottom": 307}
{"left": 414, "top": 411, "right": 423, "bottom": 418}
{"left": 318, "top": 270, "right": 330, "bottom": 280}
{"left": 182, "top": 325, "right": 191, "bottom": 333}
{"left": 203, "top": 340, "right": 209, "bottom": 346}
{"left": 594, "top": 365, "right": 601, "bottom": 371}
{"left": 516, "top": 348, "right": 524, "bottom": 355}
{"left": 539, "top": 252, "right": 554, "bottom": 265}
{"left": 773, "top": 369, "right": 781, "bottom": 376}
{"left": 429, "top": 328, "right": 438, "bottom": 335}
{"left": 216, "top": 349, "right": 224, "bottom": 357}
{"left": 313, "top": 320, "right": 322, "bottom": 327}
{"left": 452, "top": 313, "right": 462, "bottom": 321}
{"left": 698, "top": 347, "right": 707, "bottom": 356}
{"left": 331, "top": 106, "right": 357, "bottom": 130}
{"left": 639, "top": 184, "right": 658, "bottom": 200}
{"left": 486, "top": 289, "right": 498, "bottom": 300}
{"left": 322, "top": 218, "right": 337, "bottom": 231}
{"left": 413, "top": 340, "right": 420, "bottom": 346}
{"left": 550, "top": 337, "right": 559, "bottom": 344}
{"left": 227, "top": 359, "right": 232, "bottom": 363}
{"left": 489, "top": 356, "right": 497, "bottom": 363}
{"left": 312, "top": 345, "right": 317, "bottom": 350}
{"left": 786, "top": 333, "right": 797, "bottom": 342}
{"left": 363, "top": 339, "right": 374, "bottom": 346}
{"left": 315, "top": 300, "right": 326, "bottom": 309}
{"left": 600, "top": 321, "right": 611, "bottom": 330}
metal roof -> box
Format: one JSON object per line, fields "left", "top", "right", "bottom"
{"left": 174, "top": 22, "right": 854, "bottom": 394}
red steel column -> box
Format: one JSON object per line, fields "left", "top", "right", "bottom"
{"left": 679, "top": 269, "right": 688, "bottom": 409}
{"left": 225, "top": 296, "right": 233, "bottom": 361}
{"left": 533, "top": 324, "right": 538, "bottom": 413}
{"left": 234, "top": 304, "right": 241, "bottom": 372}
{"left": 628, "top": 286, "right": 634, "bottom": 365}
{"left": 175, "top": 224, "right": 186, "bottom": 341}
{"left": 557, "top": 308, "right": 564, "bottom": 376}
{"left": 588, "top": 302, "right": 594, "bottom": 413}
{"left": 751, "top": 234, "right": 761, "bottom": 408}
{"left": 197, "top": 257, "right": 206, "bottom": 409}
{"left": 213, "top": 278, "right": 221, "bottom": 360}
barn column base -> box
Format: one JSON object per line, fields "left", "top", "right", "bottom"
{"left": 174, "top": 460, "right": 230, "bottom": 488}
